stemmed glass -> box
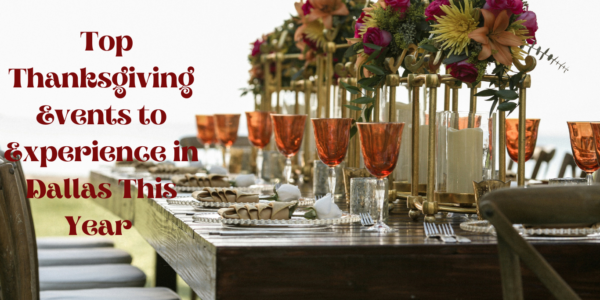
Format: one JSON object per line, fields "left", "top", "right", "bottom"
{"left": 271, "top": 114, "right": 307, "bottom": 184}
{"left": 245, "top": 111, "right": 272, "bottom": 184}
{"left": 505, "top": 119, "right": 540, "bottom": 182}
{"left": 195, "top": 115, "right": 217, "bottom": 168}
{"left": 357, "top": 122, "right": 405, "bottom": 233}
{"left": 567, "top": 122, "right": 599, "bottom": 185}
{"left": 312, "top": 118, "right": 353, "bottom": 196}
{"left": 214, "top": 114, "right": 241, "bottom": 172}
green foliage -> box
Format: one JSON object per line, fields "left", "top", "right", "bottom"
{"left": 523, "top": 44, "right": 570, "bottom": 73}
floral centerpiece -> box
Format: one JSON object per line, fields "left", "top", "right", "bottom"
{"left": 292, "top": 0, "right": 364, "bottom": 80}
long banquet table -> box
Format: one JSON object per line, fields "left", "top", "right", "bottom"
{"left": 90, "top": 169, "right": 600, "bottom": 299}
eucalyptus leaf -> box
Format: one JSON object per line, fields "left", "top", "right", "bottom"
{"left": 362, "top": 85, "right": 376, "bottom": 92}
{"left": 443, "top": 55, "right": 468, "bottom": 65}
{"left": 351, "top": 97, "right": 375, "bottom": 104}
{"left": 489, "top": 100, "right": 498, "bottom": 117}
{"left": 341, "top": 82, "right": 361, "bottom": 94}
{"left": 365, "top": 105, "right": 374, "bottom": 122}
{"left": 497, "top": 90, "right": 519, "bottom": 100}
{"left": 419, "top": 44, "right": 439, "bottom": 53}
{"left": 358, "top": 77, "right": 379, "bottom": 87}
{"left": 475, "top": 89, "right": 497, "bottom": 97}
{"left": 350, "top": 125, "right": 358, "bottom": 139}
{"left": 344, "top": 104, "right": 362, "bottom": 111}
{"left": 364, "top": 65, "right": 385, "bottom": 76}
{"left": 498, "top": 101, "right": 517, "bottom": 111}
{"left": 364, "top": 43, "right": 382, "bottom": 51}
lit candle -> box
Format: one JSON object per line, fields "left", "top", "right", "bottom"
{"left": 447, "top": 128, "right": 483, "bottom": 193}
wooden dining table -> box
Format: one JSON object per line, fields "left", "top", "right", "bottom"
{"left": 90, "top": 170, "right": 600, "bottom": 300}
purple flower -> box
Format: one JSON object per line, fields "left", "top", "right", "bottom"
{"left": 516, "top": 11, "right": 538, "bottom": 44}
{"left": 425, "top": 0, "right": 450, "bottom": 22}
{"left": 302, "top": 0, "right": 313, "bottom": 16}
{"left": 362, "top": 27, "right": 392, "bottom": 55}
{"left": 385, "top": 0, "right": 411, "bottom": 13}
{"left": 483, "top": 0, "right": 524, "bottom": 15}
{"left": 448, "top": 60, "right": 479, "bottom": 83}
{"left": 354, "top": 12, "right": 368, "bottom": 38}
{"left": 251, "top": 39, "right": 264, "bottom": 57}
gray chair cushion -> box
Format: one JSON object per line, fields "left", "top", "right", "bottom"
{"left": 37, "top": 237, "right": 114, "bottom": 249}
{"left": 40, "top": 287, "right": 180, "bottom": 300}
{"left": 39, "top": 264, "right": 146, "bottom": 291}
{"left": 38, "top": 248, "right": 132, "bottom": 266}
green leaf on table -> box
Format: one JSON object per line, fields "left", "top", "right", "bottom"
{"left": 304, "top": 207, "right": 317, "bottom": 220}
{"left": 498, "top": 101, "right": 517, "bottom": 111}
{"left": 496, "top": 90, "right": 519, "bottom": 100}
{"left": 344, "top": 104, "right": 362, "bottom": 111}
{"left": 443, "top": 54, "right": 468, "bottom": 65}
{"left": 364, "top": 43, "right": 382, "bottom": 51}
{"left": 364, "top": 65, "right": 385, "bottom": 76}
{"left": 475, "top": 89, "right": 497, "bottom": 97}
{"left": 419, "top": 44, "right": 439, "bottom": 53}
{"left": 352, "top": 97, "right": 375, "bottom": 104}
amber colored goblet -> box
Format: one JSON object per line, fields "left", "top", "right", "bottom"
{"left": 195, "top": 115, "right": 217, "bottom": 168}
{"left": 505, "top": 118, "right": 540, "bottom": 163}
{"left": 358, "top": 122, "right": 405, "bottom": 233}
{"left": 312, "top": 118, "right": 353, "bottom": 196}
{"left": 214, "top": 114, "right": 241, "bottom": 172}
{"left": 271, "top": 114, "right": 307, "bottom": 184}
{"left": 568, "top": 122, "right": 600, "bottom": 185}
{"left": 245, "top": 111, "right": 273, "bottom": 184}
{"left": 591, "top": 122, "right": 600, "bottom": 170}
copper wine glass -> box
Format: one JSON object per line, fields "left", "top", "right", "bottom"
{"left": 358, "top": 122, "right": 405, "bottom": 233}
{"left": 196, "top": 115, "right": 217, "bottom": 168}
{"left": 271, "top": 114, "right": 307, "bottom": 184}
{"left": 312, "top": 118, "right": 353, "bottom": 196}
{"left": 568, "top": 122, "right": 599, "bottom": 185}
{"left": 245, "top": 111, "right": 272, "bottom": 184}
{"left": 505, "top": 118, "right": 540, "bottom": 162}
{"left": 214, "top": 114, "right": 241, "bottom": 172}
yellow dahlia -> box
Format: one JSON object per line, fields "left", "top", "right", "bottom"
{"left": 431, "top": 0, "right": 479, "bottom": 56}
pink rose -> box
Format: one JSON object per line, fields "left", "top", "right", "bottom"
{"left": 484, "top": 0, "right": 524, "bottom": 15}
{"left": 251, "top": 39, "right": 263, "bottom": 57}
{"left": 302, "top": 0, "right": 313, "bottom": 16}
{"left": 354, "top": 12, "right": 368, "bottom": 38}
{"left": 362, "top": 27, "right": 392, "bottom": 55}
{"left": 385, "top": 0, "right": 410, "bottom": 13}
{"left": 516, "top": 11, "right": 538, "bottom": 44}
{"left": 448, "top": 60, "right": 478, "bottom": 83}
{"left": 425, "top": 0, "right": 450, "bottom": 22}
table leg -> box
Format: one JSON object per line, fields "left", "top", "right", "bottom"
{"left": 155, "top": 252, "right": 177, "bottom": 292}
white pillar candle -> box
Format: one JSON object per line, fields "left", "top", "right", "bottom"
{"left": 447, "top": 128, "right": 483, "bottom": 193}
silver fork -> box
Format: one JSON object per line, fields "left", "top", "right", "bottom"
{"left": 441, "top": 223, "right": 471, "bottom": 243}
{"left": 424, "top": 222, "right": 457, "bottom": 243}
{"left": 359, "top": 213, "right": 374, "bottom": 226}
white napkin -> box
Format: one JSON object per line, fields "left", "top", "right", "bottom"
{"left": 276, "top": 184, "right": 301, "bottom": 201}
{"left": 235, "top": 174, "right": 256, "bottom": 187}
{"left": 209, "top": 165, "right": 228, "bottom": 175}
{"left": 313, "top": 193, "right": 342, "bottom": 219}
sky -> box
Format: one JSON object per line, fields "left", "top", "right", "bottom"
{"left": 0, "top": 0, "right": 589, "bottom": 177}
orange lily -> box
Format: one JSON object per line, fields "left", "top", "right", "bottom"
{"left": 468, "top": 9, "right": 523, "bottom": 66}
{"left": 308, "top": 0, "right": 349, "bottom": 29}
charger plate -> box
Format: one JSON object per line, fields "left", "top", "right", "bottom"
{"left": 168, "top": 197, "right": 314, "bottom": 208}
{"left": 193, "top": 212, "right": 359, "bottom": 226}
{"left": 460, "top": 220, "right": 600, "bottom": 237}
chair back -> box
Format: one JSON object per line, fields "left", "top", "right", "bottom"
{"left": 480, "top": 185, "right": 600, "bottom": 300}
{"left": 0, "top": 162, "right": 40, "bottom": 300}
{"left": 530, "top": 147, "right": 555, "bottom": 180}
{"left": 558, "top": 153, "right": 585, "bottom": 178}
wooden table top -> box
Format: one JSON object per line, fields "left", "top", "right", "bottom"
{"left": 90, "top": 170, "right": 600, "bottom": 300}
